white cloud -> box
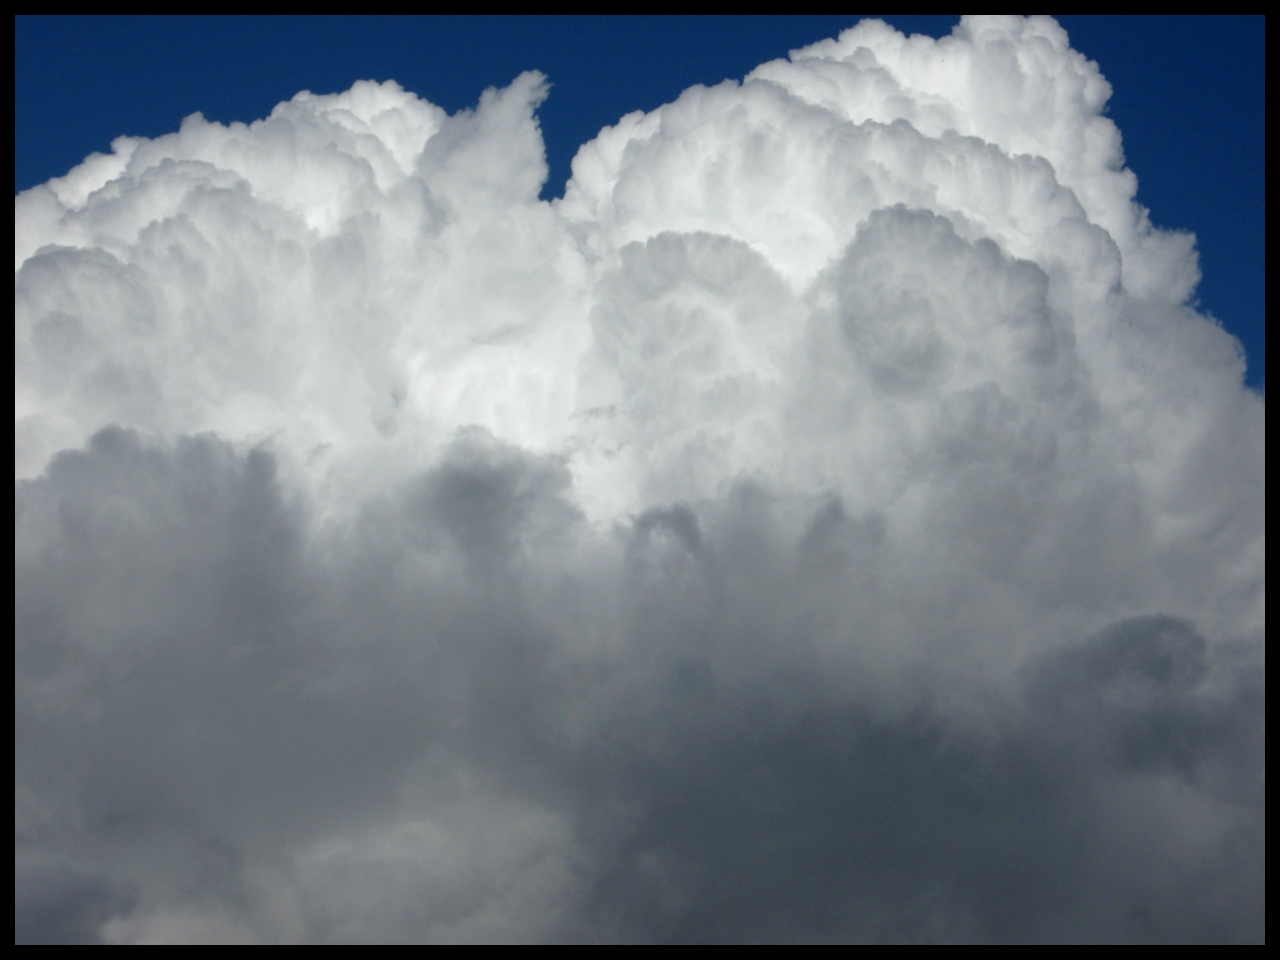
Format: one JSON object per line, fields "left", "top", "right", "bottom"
{"left": 15, "top": 16, "right": 1263, "bottom": 943}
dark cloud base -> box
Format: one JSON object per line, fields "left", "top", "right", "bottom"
{"left": 16, "top": 429, "right": 1264, "bottom": 943}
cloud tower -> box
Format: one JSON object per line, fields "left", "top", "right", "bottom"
{"left": 15, "top": 16, "right": 1264, "bottom": 943}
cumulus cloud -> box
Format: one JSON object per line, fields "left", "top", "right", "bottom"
{"left": 15, "top": 16, "right": 1263, "bottom": 943}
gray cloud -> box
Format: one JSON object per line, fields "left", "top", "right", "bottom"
{"left": 15, "top": 16, "right": 1263, "bottom": 943}
{"left": 16, "top": 429, "right": 1262, "bottom": 941}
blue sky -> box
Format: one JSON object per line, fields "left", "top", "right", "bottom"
{"left": 14, "top": 16, "right": 1264, "bottom": 388}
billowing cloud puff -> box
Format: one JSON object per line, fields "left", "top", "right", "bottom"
{"left": 15, "top": 16, "right": 1263, "bottom": 943}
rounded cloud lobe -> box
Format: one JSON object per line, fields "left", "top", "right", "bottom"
{"left": 15, "top": 16, "right": 1263, "bottom": 943}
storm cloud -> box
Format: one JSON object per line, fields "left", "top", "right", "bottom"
{"left": 15, "top": 17, "right": 1263, "bottom": 942}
